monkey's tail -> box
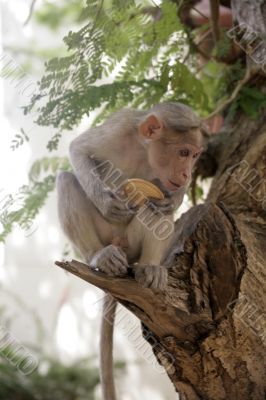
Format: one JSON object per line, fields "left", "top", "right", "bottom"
{"left": 100, "top": 293, "right": 117, "bottom": 400}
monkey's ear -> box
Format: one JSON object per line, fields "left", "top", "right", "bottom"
{"left": 138, "top": 114, "right": 163, "bottom": 140}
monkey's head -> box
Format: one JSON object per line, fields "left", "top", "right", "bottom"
{"left": 138, "top": 102, "right": 203, "bottom": 192}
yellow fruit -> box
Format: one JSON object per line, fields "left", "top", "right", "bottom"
{"left": 123, "top": 178, "right": 164, "bottom": 207}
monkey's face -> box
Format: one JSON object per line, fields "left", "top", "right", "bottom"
{"left": 143, "top": 129, "right": 202, "bottom": 192}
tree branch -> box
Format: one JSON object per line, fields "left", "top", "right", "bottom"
{"left": 55, "top": 259, "right": 198, "bottom": 341}
{"left": 209, "top": 0, "right": 220, "bottom": 44}
{"left": 55, "top": 203, "right": 246, "bottom": 343}
{"left": 24, "top": 0, "right": 37, "bottom": 26}
{"left": 206, "top": 69, "right": 251, "bottom": 119}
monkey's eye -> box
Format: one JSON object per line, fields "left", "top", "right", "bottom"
{"left": 179, "top": 149, "right": 189, "bottom": 157}
{"left": 193, "top": 152, "right": 200, "bottom": 159}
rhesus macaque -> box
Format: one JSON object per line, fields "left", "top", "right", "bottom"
{"left": 57, "top": 102, "right": 203, "bottom": 400}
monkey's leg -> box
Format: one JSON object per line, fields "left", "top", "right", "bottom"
{"left": 126, "top": 207, "right": 174, "bottom": 289}
{"left": 57, "top": 171, "right": 104, "bottom": 260}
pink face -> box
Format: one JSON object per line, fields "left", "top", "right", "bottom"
{"left": 138, "top": 114, "right": 203, "bottom": 192}
{"left": 146, "top": 130, "right": 203, "bottom": 192}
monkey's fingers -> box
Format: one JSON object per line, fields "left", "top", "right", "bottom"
{"left": 112, "top": 206, "right": 136, "bottom": 215}
{"left": 92, "top": 245, "right": 128, "bottom": 276}
{"left": 109, "top": 245, "right": 128, "bottom": 273}
{"left": 109, "top": 255, "right": 128, "bottom": 275}
{"left": 134, "top": 264, "right": 168, "bottom": 290}
{"left": 99, "top": 258, "right": 127, "bottom": 276}
{"left": 153, "top": 266, "right": 168, "bottom": 290}
{"left": 135, "top": 265, "right": 156, "bottom": 288}
{"left": 126, "top": 204, "right": 140, "bottom": 212}
{"left": 111, "top": 248, "right": 128, "bottom": 265}
{"left": 109, "top": 206, "right": 137, "bottom": 222}
{"left": 147, "top": 198, "right": 175, "bottom": 214}
{"left": 149, "top": 266, "right": 168, "bottom": 289}
{"left": 150, "top": 197, "right": 173, "bottom": 207}
{"left": 110, "top": 195, "right": 139, "bottom": 212}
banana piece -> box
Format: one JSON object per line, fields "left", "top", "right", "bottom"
{"left": 123, "top": 178, "right": 164, "bottom": 207}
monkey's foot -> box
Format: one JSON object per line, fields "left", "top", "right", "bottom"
{"left": 133, "top": 264, "right": 168, "bottom": 290}
{"left": 90, "top": 245, "right": 128, "bottom": 276}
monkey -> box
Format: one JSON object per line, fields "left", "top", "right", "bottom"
{"left": 56, "top": 102, "right": 203, "bottom": 400}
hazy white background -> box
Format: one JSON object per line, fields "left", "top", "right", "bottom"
{"left": 0, "top": 1, "right": 179, "bottom": 398}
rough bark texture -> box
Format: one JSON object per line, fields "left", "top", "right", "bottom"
{"left": 230, "top": 0, "right": 266, "bottom": 70}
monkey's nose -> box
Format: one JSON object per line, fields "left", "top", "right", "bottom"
{"left": 179, "top": 172, "right": 189, "bottom": 185}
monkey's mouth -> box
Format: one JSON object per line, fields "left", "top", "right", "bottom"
{"left": 167, "top": 179, "right": 182, "bottom": 191}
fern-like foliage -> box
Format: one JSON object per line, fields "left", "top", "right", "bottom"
{"left": 0, "top": 176, "right": 54, "bottom": 242}
{"left": 0, "top": 157, "right": 70, "bottom": 242}
{"left": 0, "top": 353, "right": 100, "bottom": 400}
{"left": 10, "top": 128, "right": 29, "bottom": 151}
{"left": 24, "top": 0, "right": 209, "bottom": 130}
{"left": 29, "top": 157, "right": 70, "bottom": 181}
{"left": 229, "top": 86, "right": 266, "bottom": 119}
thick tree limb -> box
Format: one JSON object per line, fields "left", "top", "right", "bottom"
{"left": 55, "top": 258, "right": 196, "bottom": 340}
{"left": 56, "top": 202, "right": 246, "bottom": 346}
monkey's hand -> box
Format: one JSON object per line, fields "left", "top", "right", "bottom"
{"left": 99, "top": 189, "right": 138, "bottom": 223}
{"left": 133, "top": 264, "right": 168, "bottom": 290}
{"left": 147, "top": 195, "right": 175, "bottom": 215}
{"left": 90, "top": 245, "right": 129, "bottom": 276}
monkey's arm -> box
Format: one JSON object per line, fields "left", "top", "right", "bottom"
{"left": 69, "top": 132, "right": 135, "bottom": 222}
{"left": 70, "top": 132, "right": 104, "bottom": 201}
